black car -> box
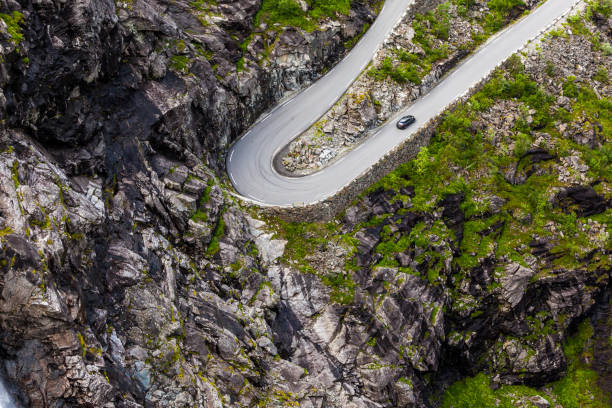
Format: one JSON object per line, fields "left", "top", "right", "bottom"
{"left": 396, "top": 115, "right": 416, "bottom": 130}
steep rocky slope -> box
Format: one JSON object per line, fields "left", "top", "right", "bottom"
{"left": 0, "top": 0, "right": 610, "bottom": 407}
{"left": 261, "top": 2, "right": 612, "bottom": 406}
{"left": 0, "top": 0, "right": 382, "bottom": 406}
{"left": 0, "top": 0, "right": 379, "bottom": 171}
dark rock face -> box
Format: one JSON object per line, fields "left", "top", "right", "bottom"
{"left": 590, "top": 291, "right": 612, "bottom": 397}
{"left": 2, "top": 0, "right": 378, "bottom": 176}
{"left": 0, "top": 0, "right": 381, "bottom": 406}
{"left": 341, "top": 182, "right": 610, "bottom": 401}
{"left": 554, "top": 185, "right": 610, "bottom": 217}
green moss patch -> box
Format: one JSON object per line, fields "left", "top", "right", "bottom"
{"left": 0, "top": 11, "right": 25, "bottom": 45}
{"left": 256, "top": 0, "right": 351, "bottom": 32}
{"left": 169, "top": 55, "right": 191, "bottom": 73}
{"left": 206, "top": 212, "right": 226, "bottom": 256}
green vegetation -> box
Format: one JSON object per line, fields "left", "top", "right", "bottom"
{"left": 484, "top": 0, "right": 525, "bottom": 32}
{"left": 0, "top": 11, "right": 25, "bottom": 45}
{"left": 10, "top": 161, "right": 19, "bottom": 189}
{"left": 441, "top": 319, "right": 609, "bottom": 407}
{"left": 589, "top": 0, "right": 612, "bottom": 55}
{"left": 559, "top": 1, "right": 612, "bottom": 57}
{"left": 0, "top": 226, "right": 13, "bottom": 237}
{"left": 29, "top": 209, "right": 51, "bottom": 230}
{"left": 366, "top": 44, "right": 612, "bottom": 279}
{"left": 269, "top": 219, "right": 336, "bottom": 273}
{"left": 77, "top": 332, "right": 87, "bottom": 358}
{"left": 256, "top": 389, "right": 300, "bottom": 407}
{"left": 201, "top": 178, "right": 214, "bottom": 204}
{"left": 563, "top": 75, "right": 579, "bottom": 98}
{"left": 190, "top": 0, "right": 217, "bottom": 11}
{"left": 321, "top": 271, "right": 355, "bottom": 304}
{"left": 189, "top": 0, "right": 218, "bottom": 28}
{"left": 368, "top": 0, "right": 528, "bottom": 85}
{"left": 369, "top": 52, "right": 428, "bottom": 85}
{"left": 593, "top": 66, "right": 609, "bottom": 83}
{"left": 369, "top": 2, "right": 452, "bottom": 84}
{"left": 441, "top": 372, "right": 550, "bottom": 407}
{"left": 552, "top": 320, "right": 610, "bottom": 407}
{"left": 169, "top": 55, "right": 191, "bottom": 73}
{"left": 600, "top": 41, "right": 612, "bottom": 55}
{"left": 372, "top": 220, "right": 454, "bottom": 284}
{"left": 236, "top": 57, "right": 245, "bottom": 72}
{"left": 191, "top": 209, "right": 208, "bottom": 223}
{"left": 255, "top": 0, "right": 351, "bottom": 32}
{"left": 265, "top": 218, "right": 358, "bottom": 304}
{"left": 191, "top": 179, "right": 215, "bottom": 223}
{"left": 591, "top": 0, "right": 612, "bottom": 17}
{"left": 206, "top": 213, "right": 226, "bottom": 256}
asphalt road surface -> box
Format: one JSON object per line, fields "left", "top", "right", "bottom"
{"left": 227, "top": 0, "right": 578, "bottom": 206}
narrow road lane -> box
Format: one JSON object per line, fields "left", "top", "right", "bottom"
{"left": 227, "top": 0, "right": 578, "bottom": 206}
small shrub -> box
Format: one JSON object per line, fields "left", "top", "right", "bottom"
{"left": 484, "top": 0, "right": 525, "bottom": 32}
{"left": 191, "top": 210, "right": 208, "bottom": 223}
{"left": 236, "top": 57, "right": 245, "bottom": 72}
{"left": 600, "top": 41, "right": 612, "bottom": 56}
{"left": 414, "top": 147, "right": 431, "bottom": 174}
{"left": 170, "top": 55, "right": 190, "bottom": 73}
{"left": 256, "top": 0, "right": 350, "bottom": 31}
{"left": 544, "top": 60, "right": 555, "bottom": 77}
{"left": 206, "top": 215, "right": 225, "bottom": 256}
{"left": 591, "top": 0, "right": 612, "bottom": 18}
{"left": 322, "top": 272, "right": 355, "bottom": 304}
{"left": 562, "top": 75, "right": 579, "bottom": 98}
{"left": 593, "top": 65, "right": 609, "bottom": 83}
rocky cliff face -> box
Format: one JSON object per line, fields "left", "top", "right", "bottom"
{"left": 0, "top": 0, "right": 382, "bottom": 406}
{"left": 1, "top": 0, "right": 378, "bottom": 171}
{"left": 293, "top": 4, "right": 612, "bottom": 404}
{"left": 0, "top": 0, "right": 611, "bottom": 407}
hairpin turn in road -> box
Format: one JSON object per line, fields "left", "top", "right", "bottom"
{"left": 227, "top": 0, "right": 579, "bottom": 207}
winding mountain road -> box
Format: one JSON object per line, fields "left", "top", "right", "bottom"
{"left": 227, "top": 0, "right": 578, "bottom": 206}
